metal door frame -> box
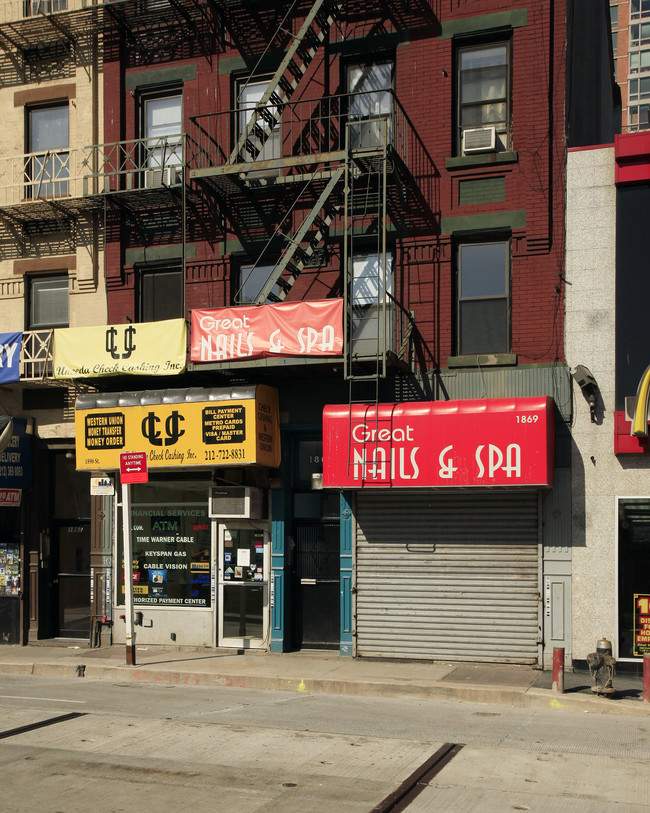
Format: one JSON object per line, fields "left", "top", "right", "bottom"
{"left": 217, "top": 521, "right": 270, "bottom": 648}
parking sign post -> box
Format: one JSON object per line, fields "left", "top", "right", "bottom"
{"left": 120, "top": 452, "right": 148, "bottom": 666}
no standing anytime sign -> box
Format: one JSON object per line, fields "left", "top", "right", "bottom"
{"left": 120, "top": 451, "right": 148, "bottom": 484}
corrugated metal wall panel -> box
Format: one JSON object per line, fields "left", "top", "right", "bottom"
{"left": 356, "top": 491, "right": 540, "bottom": 663}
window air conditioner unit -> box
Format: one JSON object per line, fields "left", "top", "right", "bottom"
{"left": 144, "top": 166, "right": 182, "bottom": 188}
{"left": 208, "top": 486, "right": 264, "bottom": 519}
{"left": 462, "top": 126, "right": 497, "bottom": 154}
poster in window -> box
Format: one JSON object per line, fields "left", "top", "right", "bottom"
{"left": 634, "top": 594, "right": 650, "bottom": 656}
{"left": 120, "top": 503, "right": 211, "bottom": 607}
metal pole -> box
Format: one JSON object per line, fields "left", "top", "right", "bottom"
{"left": 644, "top": 654, "right": 650, "bottom": 704}
{"left": 121, "top": 482, "right": 136, "bottom": 666}
{"left": 552, "top": 646, "right": 564, "bottom": 693}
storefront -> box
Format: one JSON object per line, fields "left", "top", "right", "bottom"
{"left": 614, "top": 370, "right": 650, "bottom": 662}
{"left": 74, "top": 385, "right": 280, "bottom": 649}
{"left": 0, "top": 418, "right": 31, "bottom": 644}
{"left": 323, "top": 396, "right": 555, "bottom": 664}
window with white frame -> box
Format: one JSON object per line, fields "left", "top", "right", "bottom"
{"left": 631, "top": 0, "right": 650, "bottom": 19}
{"left": 29, "top": 275, "right": 69, "bottom": 329}
{"left": 629, "top": 48, "right": 650, "bottom": 73}
{"left": 457, "top": 42, "right": 510, "bottom": 154}
{"left": 350, "top": 251, "right": 394, "bottom": 357}
{"left": 142, "top": 93, "right": 183, "bottom": 186}
{"left": 630, "top": 21, "right": 650, "bottom": 47}
{"left": 347, "top": 61, "right": 393, "bottom": 150}
{"left": 237, "top": 78, "right": 281, "bottom": 169}
{"left": 27, "top": 104, "right": 69, "bottom": 198}
{"left": 456, "top": 240, "right": 509, "bottom": 355}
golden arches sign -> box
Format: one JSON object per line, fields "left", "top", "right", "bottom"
{"left": 632, "top": 364, "right": 650, "bottom": 437}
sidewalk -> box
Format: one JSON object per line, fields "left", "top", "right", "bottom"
{"left": 0, "top": 641, "right": 646, "bottom": 717}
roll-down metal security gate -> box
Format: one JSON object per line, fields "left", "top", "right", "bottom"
{"left": 355, "top": 490, "right": 540, "bottom": 663}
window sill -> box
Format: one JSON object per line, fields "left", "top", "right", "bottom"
{"left": 447, "top": 353, "right": 517, "bottom": 368}
{"left": 446, "top": 151, "right": 518, "bottom": 170}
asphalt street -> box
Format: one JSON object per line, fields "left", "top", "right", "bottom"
{"left": 0, "top": 673, "right": 648, "bottom": 812}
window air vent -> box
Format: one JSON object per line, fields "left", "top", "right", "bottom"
{"left": 144, "top": 166, "right": 182, "bottom": 189}
{"left": 462, "top": 126, "right": 497, "bottom": 155}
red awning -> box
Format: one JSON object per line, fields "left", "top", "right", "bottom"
{"left": 322, "top": 397, "right": 554, "bottom": 488}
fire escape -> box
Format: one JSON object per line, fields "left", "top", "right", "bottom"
{"left": 189, "top": 0, "right": 434, "bottom": 390}
{"left": 83, "top": 0, "right": 220, "bottom": 327}
{"left": 0, "top": 0, "right": 104, "bottom": 386}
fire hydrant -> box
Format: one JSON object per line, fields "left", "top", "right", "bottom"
{"left": 586, "top": 637, "right": 616, "bottom": 696}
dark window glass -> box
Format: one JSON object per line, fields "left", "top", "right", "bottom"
{"left": 29, "top": 275, "right": 69, "bottom": 329}
{"left": 618, "top": 498, "right": 650, "bottom": 658}
{"left": 28, "top": 104, "right": 69, "bottom": 198}
{"left": 139, "top": 266, "right": 183, "bottom": 322}
{"left": 236, "top": 264, "right": 282, "bottom": 304}
{"left": 118, "top": 478, "right": 211, "bottom": 608}
{"left": 457, "top": 241, "right": 509, "bottom": 355}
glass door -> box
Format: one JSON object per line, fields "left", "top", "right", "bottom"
{"left": 218, "top": 523, "right": 269, "bottom": 648}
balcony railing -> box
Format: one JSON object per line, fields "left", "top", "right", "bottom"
{"left": 0, "top": 146, "right": 95, "bottom": 207}
{"left": 83, "top": 135, "right": 185, "bottom": 195}
{"left": 188, "top": 89, "right": 422, "bottom": 182}
{"left": 0, "top": 137, "right": 186, "bottom": 207}
{"left": 0, "top": 0, "right": 104, "bottom": 24}
{"left": 20, "top": 329, "right": 54, "bottom": 380}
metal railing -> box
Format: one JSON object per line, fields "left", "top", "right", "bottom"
{"left": 20, "top": 329, "right": 54, "bottom": 380}
{"left": 0, "top": 146, "right": 93, "bottom": 206}
{"left": 0, "top": 137, "right": 185, "bottom": 206}
{"left": 189, "top": 89, "right": 418, "bottom": 178}
{"left": 83, "top": 135, "right": 185, "bottom": 195}
{"left": 0, "top": 0, "right": 97, "bottom": 23}
{"left": 623, "top": 120, "right": 650, "bottom": 132}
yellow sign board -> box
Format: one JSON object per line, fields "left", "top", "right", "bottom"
{"left": 75, "top": 385, "right": 280, "bottom": 471}
{"left": 53, "top": 319, "right": 187, "bottom": 379}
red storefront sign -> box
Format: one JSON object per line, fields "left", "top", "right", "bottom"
{"left": 0, "top": 488, "right": 21, "bottom": 506}
{"left": 191, "top": 299, "right": 343, "bottom": 363}
{"left": 322, "top": 397, "right": 554, "bottom": 488}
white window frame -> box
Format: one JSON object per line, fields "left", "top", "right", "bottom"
{"left": 347, "top": 61, "right": 394, "bottom": 150}
{"left": 237, "top": 78, "right": 281, "bottom": 169}
{"left": 143, "top": 92, "right": 183, "bottom": 173}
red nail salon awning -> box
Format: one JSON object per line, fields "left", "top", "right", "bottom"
{"left": 322, "top": 397, "right": 554, "bottom": 488}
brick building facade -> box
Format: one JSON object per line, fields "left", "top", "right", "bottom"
{"left": 0, "top": 0, "right": 617, "bottom": 665}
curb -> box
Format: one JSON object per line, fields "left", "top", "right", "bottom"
{"left": 1, "top": 658, "right": 647, "bottom": 716}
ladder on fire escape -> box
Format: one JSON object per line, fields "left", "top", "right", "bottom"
{"left": 344, "top": 119, "right": 391, "bottom": 481}
{"left": 228, "top": 0, "right": 342, "bottom": 166}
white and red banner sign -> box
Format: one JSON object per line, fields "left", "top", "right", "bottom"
{"left": 323, "top": 397, "right": 554, "bottom": 488}
{"left": 191, "top": 299, "right": 344, "bottom": 363}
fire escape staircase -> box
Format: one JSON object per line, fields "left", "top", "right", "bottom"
{"left": 228, "top": 0, "right": 343, "bottom": 166}
{"left": 254, "top": 165, "right": 343, "bottom": 304}
{"left": 222, "top": 0, "right": 344, "bottom": 304}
